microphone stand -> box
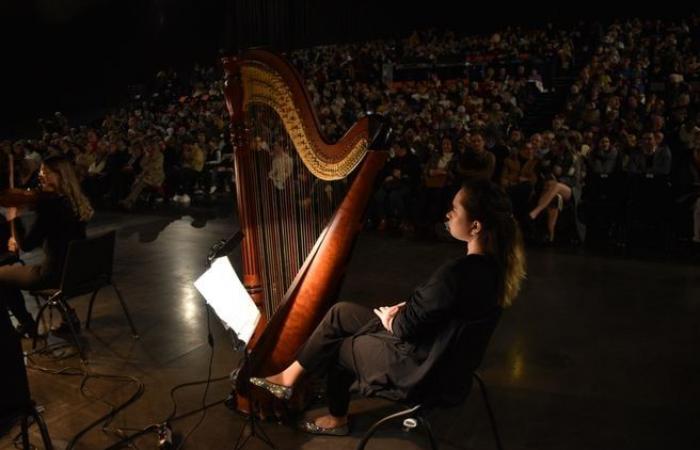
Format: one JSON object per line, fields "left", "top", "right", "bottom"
{"left": 231, "top": 350, "right": 276, "bottom": 450}
{"left": 208, "top": 231, "right": 275, "bottom": 449}
{"left": 102, "top": 231, "right": 261, "bottom": 450}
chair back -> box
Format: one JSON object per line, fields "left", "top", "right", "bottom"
{"left": 59, "top": 231, "right": 116, "bottom": 298}
{"left": 418, "top": 307, "right": 502, "bottom": 408}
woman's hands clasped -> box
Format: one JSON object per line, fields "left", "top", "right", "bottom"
{"left": 373, "top": 301, "right": 406, "bottom": 333}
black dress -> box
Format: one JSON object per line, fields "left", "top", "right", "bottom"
{"left": 296, "top": 253, "right": 500, "bottom": 415}
{"left": 0, "top": 195, "right": 87, "bottom": 324}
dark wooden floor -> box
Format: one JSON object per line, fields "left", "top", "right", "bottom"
{"left": 2, "top": 199, "right": 698, "bottom": 449}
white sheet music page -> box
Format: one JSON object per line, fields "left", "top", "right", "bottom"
{"left": 194, "top": 256, "right": 260, "bottom": 345}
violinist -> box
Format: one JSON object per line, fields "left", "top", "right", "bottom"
{"left": 0, "top": 155, "right": 93, "bottom": 337}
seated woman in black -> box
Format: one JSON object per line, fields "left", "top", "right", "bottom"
{"left": 0, "top": 155, "right": 93, "bottom": 336}
{"left": 250, "top": 179, "right": 527, "bottom": 435}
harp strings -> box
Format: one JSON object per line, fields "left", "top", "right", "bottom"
{"left": 247, "top": 104, "right": 346, "bottom": 317}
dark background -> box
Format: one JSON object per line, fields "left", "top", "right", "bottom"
{"left": 0, "top": 0, "right": 695, "bottom": 138}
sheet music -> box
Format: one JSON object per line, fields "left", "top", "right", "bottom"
{"left": 194, "top": 256, "right": 260, "bottom": 345}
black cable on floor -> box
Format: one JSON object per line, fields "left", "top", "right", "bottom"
{"left": 101, "top": 397, "right": 227, "bottom": 450}
{"left": 22, "top": 268, "right": 230, "bottom": 448}
{"left": 24, "top": 339, "right": 79, "bottom": 361}
{"left": 67, "top": 371, "right": 145, "bottom": 450}
{"left": 18, "top": 358, "right": 145, "bottom": 450}
{"left": 22, "top": 360, "right": 230, "bottom": 450}
{"left": 102, "top": 302, "right": 230, "bottom": 450}
{"left": 174, "top": 303, "right": 216, "bottom": 450}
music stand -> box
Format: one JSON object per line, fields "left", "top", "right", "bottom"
{"left": 193, "top": 256, "right": 275, "bottom": 449}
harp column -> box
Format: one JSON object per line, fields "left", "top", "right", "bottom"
{"left": 224, "top": 57, "right": 267, "bottom": 333}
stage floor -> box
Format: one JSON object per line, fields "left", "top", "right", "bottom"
{"left": 2, "top": 201, "right": 698, "bottom": 449}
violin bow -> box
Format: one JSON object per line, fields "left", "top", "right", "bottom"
{"left": 7, "top": 153, "right": 18, "bottom": 255}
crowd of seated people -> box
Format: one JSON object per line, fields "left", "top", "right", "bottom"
{"left": 1, "top": 65, "right": 234, "bottom": 209}
{"left": 285, "top": 26, "right": 588, "bottom": 239}
{"left": 289, "top": 26, "right": 582, "bottom": 143}
{"left": 356, "top": 18, "right": 699, "bottom": 249}
{"left": 2, "top": 24, "right": 573, "bottom": 211}
{"left": 548, "top": 17, "right": 700, "bottom": 247}
{"left": 2, "top": 16, "right": 698, "bottom": 252}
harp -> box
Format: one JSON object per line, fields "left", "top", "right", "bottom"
{"left": 221, "top": 50, "right": 390, "bottom": 416}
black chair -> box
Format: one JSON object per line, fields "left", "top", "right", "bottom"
{"left": 31, "top": 230, "right": 139, "bottom": 361}
{"left": 624, "top": 176, "right": 673, "bottom": 249}
{"left": 356, "top": 310, "right": 505, "bottom": 450}
{"left": 580, "top": 175, "right": 620, "bottom": 244}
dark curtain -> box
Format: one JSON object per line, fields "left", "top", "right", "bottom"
{"left": 222, "top": 1, "right": 700, "bottom": 54}
{"left": 2, "top": 0, "right": 696, "bottom": 137}
{"left": 223, "top": 0, "right": 448, "bottom": 53}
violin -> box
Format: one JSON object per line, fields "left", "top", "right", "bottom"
{"left": 2, "top": 155, "right": 55, "bottom": 254}
{"left": 0, "top": 187, "right": 50, "bottom": 208}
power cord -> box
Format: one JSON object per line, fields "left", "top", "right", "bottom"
{"left": 16, "top": 357, "right": 145, "bottom": 450}
{"left": 173, "top": 302, "right": 216, "bottom": 449}
{"left": 101, "top": 395, "right": 227, "bottom": 450}
{"left": 18, "top": 237, "right": 241, "bottom": 449}
{"left": 102, "top": 302, "right": 226, "bottom": 450}
{"left": 22, "top": 337, "right": 230, "bottom": 450}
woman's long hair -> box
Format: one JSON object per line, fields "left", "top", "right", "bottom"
{"left": 43, "top": 155, "right": 94, "bottom": 222}
{"left": 459, "top": 179, "right": 526, "bottom": 308}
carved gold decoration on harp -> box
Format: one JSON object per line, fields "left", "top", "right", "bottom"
{"left": 240, "top": 65, "right": 368, "bottom": 181}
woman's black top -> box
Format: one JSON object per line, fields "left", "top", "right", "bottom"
{"left": 13, "top": 195, "right": 87, "bottom": 281}
{"left": 352, "top": 253, "right": 501, "bottom": 403}
{"left": 392, "top": 253, "right": 499, "bottom": 342}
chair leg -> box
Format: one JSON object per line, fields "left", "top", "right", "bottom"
{"left": 418, "top": 414, "right": 439, "bottom": 450}
{"left": 473, "top": 372, "right": 504, "bottom": 450}
{"left": 33, "top": 295, "right": 48, "bottom": 332}
{"left": 54, "top": 300, "right": 87, "bottom": 362}
{"left": 111, "top": 282, "right": 139, "bottom": 338}
{"left": 20, "top": 413, "right": 30, "bottom": 450}
{"left": 356, "top": 404, "right": 422, "bottom": 450}
{"left": 29, "top": 406, "right": 54, "bottom": 450}
{"left": 32, "top": 301, "right": 53, "bottom": 351}
{"left": 85, "top": 288, "right": 101, "bottom": 330}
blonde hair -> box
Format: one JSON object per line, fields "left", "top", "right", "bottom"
{"left": 43, "top": 156, "right": 94, "bottom": 222}
{"left": 460, "top": 180, "right": 526, "bottom": 308}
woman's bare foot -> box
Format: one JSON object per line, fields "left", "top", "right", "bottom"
{"left": 265, "top": 361, "right": 305, "bottom": 387}
{"left": 297, "top": 412, "right": 350, "bottom": 435}
{"left": 314, "top": 414, "right": 348, "bottom": 428}
{"left": 264, "top": 373, "right": 290, "bottom": 387}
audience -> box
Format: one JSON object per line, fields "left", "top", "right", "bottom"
{"left": 2, "top": 15, "right": 698, "bottom": 253}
